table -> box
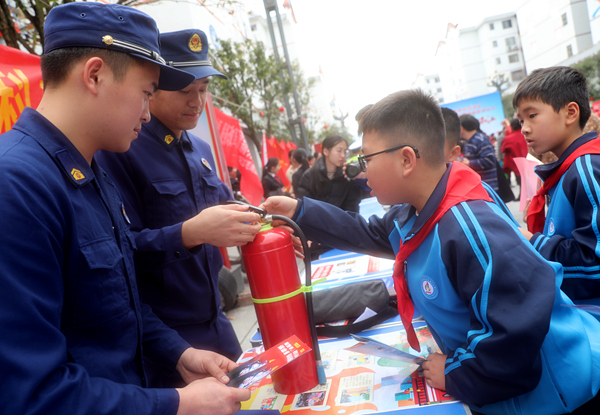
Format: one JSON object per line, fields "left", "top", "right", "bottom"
{"left": 239, "top": 320, "right": 470, "bottom": 414}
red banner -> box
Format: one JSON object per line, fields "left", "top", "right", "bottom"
{"left": 214, "top": 107, "right": 263, "bottom": 205}
{"left": 0, "top": 45, "right": 43, "bottom": 134}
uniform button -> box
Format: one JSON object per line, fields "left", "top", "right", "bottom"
{"left": 175, "top": 251, "right": 181, "bottom": 258}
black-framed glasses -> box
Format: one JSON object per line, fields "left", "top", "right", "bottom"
{"left": 357, "top": 144, "right": 420, "bottom": 172}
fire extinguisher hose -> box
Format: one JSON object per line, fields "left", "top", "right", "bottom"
{"left": 268, "top": 214, "right": 328, "bottom": 385}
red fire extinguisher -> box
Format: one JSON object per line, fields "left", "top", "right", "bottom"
{"left": 242, "top": 222, "right": 321, "bottom": 395}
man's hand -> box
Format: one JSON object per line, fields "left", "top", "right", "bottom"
{"left": 176, "top": 348, "right": 237, "bottom": 384}
{"left": 459, "top": 158, "right": 470, "bottom": 167}
{"left": 182, "top": 204, "right": 261, "bottom": 249}
{"left": 176, "top": 378, "right": 250, "bottom": 415}
{"left": 422, "top": 353, "right": 447, "bottom": 391}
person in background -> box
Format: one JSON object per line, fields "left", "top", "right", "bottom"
{"left": 459, "top": 114, "right": 499, "bottom": 192}
{"left": 262, "top": 157, "right": 287, "bottom": 199}
{"left": 263, "top": 89, "right": 600, "bottom": 415}
{"left": 0, "top": 4, "right": 250, "bottom": 414}
{"left": 441, "top": 107, "right": 462, "bottom": 162}
{"left": 96, "top": 29, "right": 262, "bottom": 387}
{"left": 298, "top": 135, "right": 361, "bottom": 213}
{"left": 583, "top": 110, "right": 600, "bottom": 135}
{"left": 307, "top": 153, "right": 316, "bottom": 166}
{"left": 286, "top": 148, "right": 299, "bottom": 187}
{"left": 500, "top": 118, "right": 528, "bottom": 195}
{"left": 291, "top": 148, "right": 310, "bottom": 196}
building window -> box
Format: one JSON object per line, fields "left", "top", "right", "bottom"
{"left": 511, "top": 70, "right": 525, "bottom": 82}
{"left": 435, "top": 77, "right": 440, "bottom": 83}
{"left": 502, "top": 19, "right": 512, "bottom": 29}
{"left": 489, "top": 23, "right": 495, "bottom": 30}
{"left": 437, "top": 87, "right": 442, "bottom": 93}
{"left": 251, "top": 24, "right": 257, "bottom": 31}
{"left": 496, "top": 57, "right": 501, "bottom": 65}
{"left": 427, "top": 79, "right": 430, "bottom": 84}
{"left": 562, "top": 13, "right": 568, "bottom": 26}
{"left": 439, "top": 98, "right": 445, "bottom": 104}
{"left": 508, "top": 54, "right": 519, "bottom": 63}
{"left": 567, "top": 44, "right": 573, "bottom": 57}
{"left": 505, "top": 36, "right": 517, "bottom": 51}
{"left": 492, "top": 40, "right": 498, "bottom": 47}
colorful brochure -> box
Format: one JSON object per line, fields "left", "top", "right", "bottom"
{"left": 227, "top": 335, "right": 312, "bottom": 389}
{"left": 345, "top": 334, "right": 426, "bottom": 364}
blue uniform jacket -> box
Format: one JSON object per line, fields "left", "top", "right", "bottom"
{"left": 96, "top": 116, "right": 240, "bottom": 359}
{"left": 530, "top": 132, "right": 600, "bottom": 303}
{"left": 463, "top": 131, "right": 498, "bottom": 191}
{"left": 0, "top": 108, "right": 188, "bottom": 414}
{"left": 293, "top": 166, "right": 600, "bottom": 414}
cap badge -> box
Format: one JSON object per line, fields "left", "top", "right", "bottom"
{"left": 201, "top": 158, "right": 212, "bottom": 171}
{"left": 189, "top": 33, "right": 202, "bottom": 52}
{"left": 165, "top": 135, "right": 174, "bottom": 145}
{"left": 102, "top": 35, "right": 114, "bottom": 46}
{"left": 71, "top": 168, "right": 85, "bottom": 181}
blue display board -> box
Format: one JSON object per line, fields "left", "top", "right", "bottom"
{"left": 443, "top": 91, "right": 506, "bottom": 137}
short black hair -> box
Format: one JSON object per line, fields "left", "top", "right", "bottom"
{"left": 360, "top": 89, "right": 445, "bottom": 166}
{"left": 513, "top": 66, "right": 590, "bottom": 129}
{"left": 41, "top": 47, "right": 141, "bottom": 90}
{"left": 355, "top": 104, "right": 373, "bottom": 122}
{"left": 441, "top": 107, "right": 460, "bottom": 147}
{"left": 509, "top": 117, "right": 521, "bottom": 131}
{"left": 459, "top": 114, "right": 480, "bottom": 132}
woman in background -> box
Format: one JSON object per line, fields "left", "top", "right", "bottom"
{"left": 291, "top": 148, "right": 310, "bottom": 196}
{"left": 262, "top": 157, "right": 288, "bottom": 200}
{"left": 298, "top": 135, "right": 361, "bottom": 213}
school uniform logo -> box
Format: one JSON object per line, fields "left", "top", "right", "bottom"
{"left": 164, "top": 135, "right": 174, "bottom": 145}
{"left": 548, "top": 218, "right": 555, "bottom": 235}
{"left": 201, "top": 158, "right": 212, "bottom": 171}
{"left": 420, "top": 276, "right": 438, "bottom": 300}
{"left": 70, "top": 168, "right": 85, "bottom": 181}
{"left": 189, "top": 33, "right": 202, "bottom": 52}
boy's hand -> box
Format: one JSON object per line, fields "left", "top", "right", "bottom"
{"left": 459, "top": 158, "right": 470, "bottom": 167}
{"left": 261, "top": 196, "right": 298, "bottom": 220}
{"left": 422, "top": 353, "right": 447, "bottom": 391}
{"left": 519, "top": 227, "right": 533, "bottom": 240}
{"left": 522, "top": 198, "right": 531, "bottom": 223}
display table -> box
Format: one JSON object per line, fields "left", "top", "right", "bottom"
{"left": 239, "top": 320, "right": 470, "bottom": 414}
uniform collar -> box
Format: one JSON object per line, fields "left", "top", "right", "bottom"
{"left": 535, "top": 132, "right": 598, "bottom": 181}
{"left": 12, "top": 107, "right": 94, "bottom": 187}
{"left": 143, "top": 115, "right": 194, "bottom": 151}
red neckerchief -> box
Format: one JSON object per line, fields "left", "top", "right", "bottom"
{"left": 393, "top": 162, "right": 492, "bottom": 352}
{"left": 527, "top": 138, "right": 600, "bottom": 233}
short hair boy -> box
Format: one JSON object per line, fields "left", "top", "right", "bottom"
{"left": 0, "top": 3, "right": 250, "bottom": 414}
{"left": 96, "top": 29, "right": 261, "bottom": 387}
{"left": 263, "top": 89, "right": 600, "bottom": 413}
{"left": 515, "top": 66, "right": 600, "bottom": 304}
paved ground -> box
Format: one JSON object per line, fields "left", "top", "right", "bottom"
{"left": 225, "top": 185, "right": 525, "bottom": 352}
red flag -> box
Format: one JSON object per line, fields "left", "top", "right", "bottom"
{"left": 213, "top": 107, "right": 263, "bottom": 205}
{"left": 0, "top": 45, "right": 43, "bottom": 134}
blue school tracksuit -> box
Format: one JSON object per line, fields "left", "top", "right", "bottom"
{"left": 292, "top": 166, "right": 600, "bottom": 414}
{"left": 0, "top": 108, "right": 186, "bottom": 414}
{"left": 96, "top": 116, "right": 241, "bottom": 385}
{"left": 530, "top": 133, "right": 600, "bottom": 303}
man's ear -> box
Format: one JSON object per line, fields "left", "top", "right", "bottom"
{"left": 82, "top": 57, "right": 106, "bottom": 96}
{"left": 447, "top": 145, "right": 461, "bottom": 162}
{"left": 565, "top": 102, "right": 580, "bottom": 127}
{"left": 400, "top": 146, "right": 419, "bottom": 177}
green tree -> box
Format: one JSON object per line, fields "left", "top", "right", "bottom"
{"left": 0, "top": 0, "right": 241, "bottom": 54}
{"left": 572, "top": 53, "right": 600, "bottom": 101}
{"left": 210, "top": 38, "right": 315, "bottom": 150}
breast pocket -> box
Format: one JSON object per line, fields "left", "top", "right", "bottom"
{"left": 201, "top": 174, "right": 222, "bottom": 207}
{"left": 73, "top": 238, "right": 130, "bottom": 328}
{"left": 149, "top": 179, "right": 193, "bottom": 227}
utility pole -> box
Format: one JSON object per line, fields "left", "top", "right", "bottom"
{"left": 263, "top": 0, "right": 309, "bottom": 151}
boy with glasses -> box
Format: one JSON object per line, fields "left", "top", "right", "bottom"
{"left": 263, "top": 89, "right": 600, "bottom": 414}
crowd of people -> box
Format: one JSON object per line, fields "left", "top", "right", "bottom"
{"left": 2, "top": 2, "right": 600, "bottom": 415}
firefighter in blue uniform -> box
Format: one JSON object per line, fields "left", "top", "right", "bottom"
{"left": 0, "top": 3, "right": 250, "bottom": 414}
{"left": 96, "top": 29, "right": 261, "bottom": 387}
